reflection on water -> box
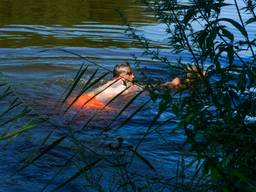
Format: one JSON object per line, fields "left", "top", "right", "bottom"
{"left": 0, "top": 24, "right": 140, "bottom": 48}
{"left": 1, "top": 0, "right": 256, "bottom": 190}
{"left": 0, "top": 0, "right": 150, "bottom": 25}
{"left": 0, "top": 0, "right": 153, "bottom": 48}
{"left": 2, "top": 0, "right": 255, "bottom": 190}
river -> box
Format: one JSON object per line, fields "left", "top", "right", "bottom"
{"left": 0, "top": 0, "right": 255, "bottom": 191}
{"left": 0, "top": 1, "right": 184, "bottom": 191}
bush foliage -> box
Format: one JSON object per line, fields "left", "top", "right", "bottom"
{"left": 131, "top": 0, "right": 256, "bottom": 191}
{"left": 1, "top": 0, "right": 256, "bottom": 191}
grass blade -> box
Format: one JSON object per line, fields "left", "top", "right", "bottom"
{"left": 129, "top": 147, "right": 155, "bottom": 171}
{"left": 115, "top": 98, "right": 151, "bottom": 130}
{"left": 0, "top": 122, "right": 37, "bottom": 140}
{"left": 40, "top": 153, "right": 78, "bottom": 192}
{"left": 106, "top": 90, "right": 144, "bottom": 130}
{"left": 16, "top": 136, "right": 66, "bottom": 173}
{"left": 0, "top": 98, "right": 22, "bottom": 118}
{"left": 64, "top": 71, "right": 110, "bottom": 113}
{"left": 0, "top": 86, "right": 12, "bottom": 100}
{"left": 0, "top": 107, "right": 31, "bottom": 128}
{"left": 81, "top": 85, "right": 132, "bottom": 129}
{"left": 51, "top": 158, "right": 102, "bottom": 192}
{"left": 62, "top": 65, "right": 89, "bottom": 103}
{"left": 0, "top": 83, "right": 8, "bottom": 87}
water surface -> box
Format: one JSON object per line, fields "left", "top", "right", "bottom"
{"left": 0, "top": 0, "right": 184, "bottom": 191}
{"left": 1, "top": 0, "right": 255, "bottom": 191}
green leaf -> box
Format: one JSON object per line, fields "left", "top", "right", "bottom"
{"left": 0, "top": 98, "right": 21, "bottom": 118}
{"left": 82, "top": 85, "right": 136, "bottom": 130}
{"left": 16, "top": 136, "right": 66, "bottom": 173}
{"left": 206, "top": 27, "right": 218, "bottom": 50}
{"left": 40, "top": 153, "right": 78, "bottom": 192}
{"left": 0, "top": 107, "right": 31, "bottom": 128}
{"left": 51, "top": 158, "right": 102, "bottom": 192}
{"left": 129, "top": 148, "right": 155, "bottom": 171}
{"left": 0, "top": 87, "right": 12, "bottom": 100}
{"left": 106, "top": 90, "right": 144, "bottom": 130}
{"left": 0, "top": 122, "right": 37, "bottom": 140}
{"left": 62, "top": 65, "right": 89, "bottom": 104}
{"left": 197, "top": 30, "right": 208, "bottom": 49}
{"left": 227, "top": 45, "right": 234, "bottom": 65}
{"left": 64, "top": 71, "right": 110, "bottom": 113}
{"left": 183, "top": 7, "right": 197, "bottom": 25}
{"left": 211, "top": 167, "right": 221, "bottom": 181}
{"left": 116, "top": 98, "right": 151, "bottom": 130}
{"left": 245, "top": 17, "right": 256, "bottom": 25}
{"left": 221, "top": 27, "right": 234, "bottom": 42}
{"left": 213, "top": 18, "right": 248, "bottom": 38}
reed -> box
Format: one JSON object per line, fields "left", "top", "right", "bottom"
{"left": 1, "top": 0, "right": 256, "bottom": 191}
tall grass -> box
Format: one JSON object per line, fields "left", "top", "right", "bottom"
{"left": 1, "top": 50, "right": 189, "bottom": 191}
{"left": 1, "top": 1, "right": 256, "bottom": 191}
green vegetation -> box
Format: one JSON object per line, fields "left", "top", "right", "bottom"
{"left": 1, "top": 0, "right": 256, "bottom": 191}
{"left": 126, "top": 0, "right": 256, "bottom": 191}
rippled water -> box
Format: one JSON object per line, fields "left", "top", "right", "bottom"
{"left": 0, "top": 0, "right": 255, "bottom": 191}
{"left": 0, "top": 1, "right": 182, "bottom": 191}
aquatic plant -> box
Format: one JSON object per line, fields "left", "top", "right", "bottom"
{"left": 1, "top": 54, "right": 179, "bottom": 191}
{"left": 1, "top": 0, "right": 256, "bottom": 191}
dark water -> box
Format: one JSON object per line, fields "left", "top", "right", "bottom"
{"left": 0, "top": 0, "right": 255, "bottom": 191}
{"left": 0, "top": 0, "right": 184, "bottom": 191}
